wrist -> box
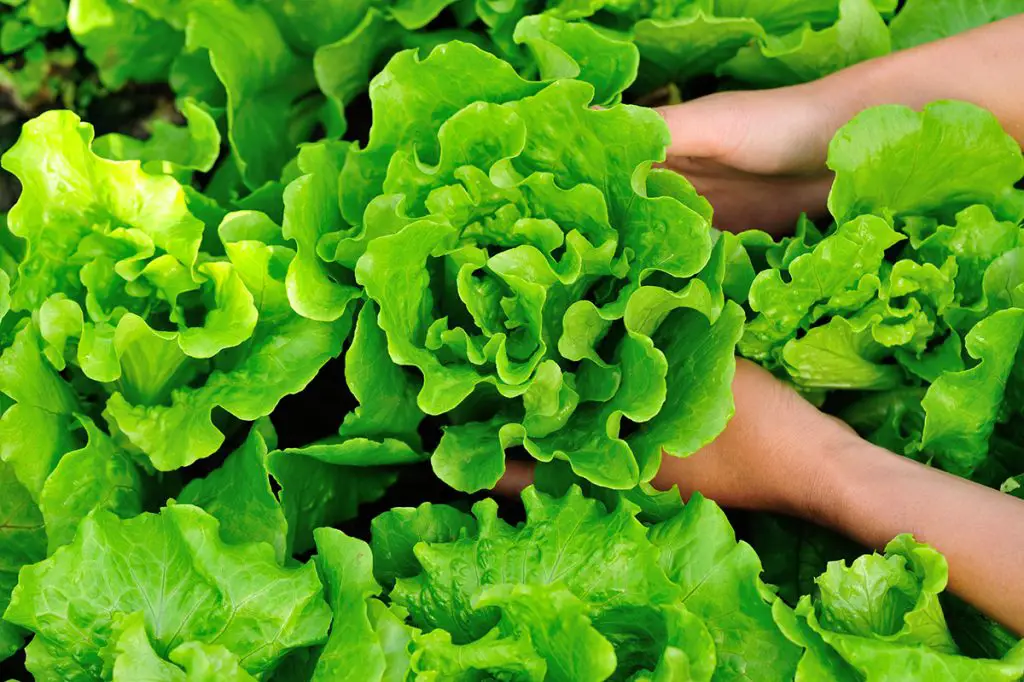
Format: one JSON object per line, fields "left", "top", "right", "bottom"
{"left": 810, "top": 39, "right": 958, "bottom": 139}
{"left": 799, "top": 430, "right": 909, "bottom": 545}
{"left": 767, "top": 417, "right": 866, "bottom": 522}
{"left": 803, "top": 58, "right": 903, "bottom": 149}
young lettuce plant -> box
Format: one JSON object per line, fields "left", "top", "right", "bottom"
{"left": 772, "top": 535, "right": 1024, "bottom": 680}
{"left": 0, "top": 412, "right": 414, "bottom": 678}
{"left": 0, "top": 110, "right": 352, "bottom": 474}
{"left": 0, "top": 120, "right": 345, "bottom": 663}
{"left": 735, "top": 101, "right": 1024, "bottom": 484}
{"left": 285, "top": 40, "right": 744, "bottom": 493}
{"left": 0, "top": 106, "right": 359, "bottom": 661}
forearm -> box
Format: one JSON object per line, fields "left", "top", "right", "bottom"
{"left": 809, "top": 440, "right": 1024, "bottom": 636}
{"left": 806, "top": 15, "right": 1024, "bottom": 155}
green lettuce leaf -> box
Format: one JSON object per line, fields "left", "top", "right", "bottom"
{"left": 183, "top": 0, "right": 317, "bottom": 189}
{"left": 67, "top": 0, "right": 184, "bottom": 88}
{"left": 70, "top": 0, "right": 332, "bottom": 190}
{"left": 409, "top": 627, "right": 546, "bottom": 681}
{"left": 3, "top": 109, "right": 206, "bottom": 311}
{"left": 283, "top": 527, "right": 416, "bottom": 681}
{"left": 282, "top": 140, "right": 361, "bottom": 323}
{"left": 177, "top": 425, "right": 288, "bottom": 563}
{"left": 93, "top": 98, "right": 221, "bottom": 177}
{"left": 909, "top": 204, "right": 1023, "bottom": 317}
{"left": 827, "top": 101, "right": 1024, "bottom": 224}
{"left": 649, "top": 493, "right": 801, "bottom": 681}
{"left": 370, "top": 502, "right": 478, "bottom": 588}
{"left": 5, "top": 504, "right": 332, "bottom": 681}
{"left": 633, "top": 11, "right": 766, "bottom": 91}
{"left": 1, "top": 0, "right": 67, "bottom": 54}
{"left": 391, "top": 486, "right": 681, "bottom": 642}
{"left": 1, "top": 106, "right": 287, "bottom": 476}
{"left": 311, "top": 7, "right": 401, "bottom": 127}
{"left": 267, "top": 445, "right": 398, "bottom": 556}
{"left": 105, "top": 612, "right": 258, "bottom": 682}
{"left": 37, "top": 415, "right": 142, "bottom": 552}
{"left": 748, "top": 514, "right": 862, "bottom": 607}
{"left": 474, "top": 582, "right": 618, "bottom": 681}
{"left": 513, "top": 14, "right": 638, "bottom": 105}
{"left": 0, "top": 459, "right": 45, "bottom": 663}
{"left": 814, "top": 535, "right": 957, "bottom": 651}
{"left": 741, "top": 215, "right": 903, "bottom": 363}
{"left": 104, "top": 214, "right": 352, "bottom": 471}
{"left": 336, "top": 302, "right": 424, "bottom": 447}
{"left": 385, "top": 486, "right": 720, "bottom": 679}
{"left": 920, "top": 309, "right": 1024, "bottom": 476}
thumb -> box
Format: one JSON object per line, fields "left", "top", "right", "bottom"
{"left": 656, "top": 93, "right": 749, "bottom": 160}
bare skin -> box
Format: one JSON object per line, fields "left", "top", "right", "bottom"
{"left": 502, "top": 16, "right": 1024, "bottom": 636}
{"left": 659, "top": 13, "right": 1024, "bottom": 233}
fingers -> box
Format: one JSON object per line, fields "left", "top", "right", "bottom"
{"left": 494, "top": 460, "right": 536, "bottom": 497}
{"left": 687, "top": 170, "right": 833, "bottom": 235}
{"left": 660, "top": 86, "right": 837, "bottom": 177}
{"left": 656, "top": 96, "right": 740, "bottom": 160}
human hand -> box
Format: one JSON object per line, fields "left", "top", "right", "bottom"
{"left": 498, "top": 358, "right": 860, "bottom": 518}
{"left": 650, "top": 358, "right": 857, "bottom": 516}
{"left": 657, "top": 87, "right": 836, "bottom": 235}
